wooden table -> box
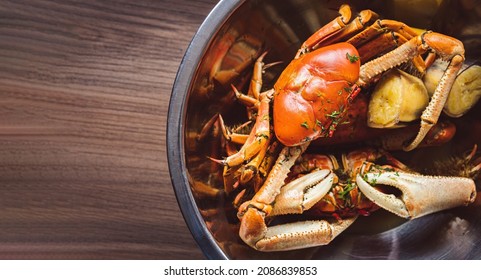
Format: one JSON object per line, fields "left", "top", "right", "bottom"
{"left": 0, "top": 0, "right": 218, "bottom": 259}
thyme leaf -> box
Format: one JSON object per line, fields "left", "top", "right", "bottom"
{"left": 346, "top": 52, "right": 360, "bottom": 63}
{"left": 300, "top": 121, "right": 309, "bottom": 129}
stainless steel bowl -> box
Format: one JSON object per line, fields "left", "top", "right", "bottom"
{"left": 168, "top": 0, "right": 481, "bottom": 259}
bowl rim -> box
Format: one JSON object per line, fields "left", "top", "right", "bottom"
{"left": 167, "top": 0, "right": 244, "bottom": 260}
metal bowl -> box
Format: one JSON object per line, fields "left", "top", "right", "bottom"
{"left": 168, "top": 0, "right": 481, "bottom": 259}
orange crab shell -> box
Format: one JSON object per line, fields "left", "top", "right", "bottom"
{"left": 273, "top": 42, "right": 361, "bottom": 146}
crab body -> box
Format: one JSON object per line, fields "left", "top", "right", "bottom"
{"left": 273, "top": 43, "right": 360, "bottom": 146}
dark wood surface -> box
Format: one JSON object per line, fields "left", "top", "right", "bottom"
{"left": 0, "top": 0, "right": 218, "bottom": 259}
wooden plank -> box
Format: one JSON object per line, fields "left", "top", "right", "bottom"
{"left": 0, "top": 0, "right": 219, "bottom": 259}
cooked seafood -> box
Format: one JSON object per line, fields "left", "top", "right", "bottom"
{"left": 203, "top": 4, "right": 480, "bottom": 251}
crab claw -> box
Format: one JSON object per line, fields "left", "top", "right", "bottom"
{"left": 270, "top": 169, "right": 334, "bottom": 216}
{"left": 356, "top": 164, "right": 476, "bottom": 219}
{"left": 249, "top": 216, "right": 357, "bottom": 252}
{"left": 239, "top": 169, "right": 356, "bottom": 251}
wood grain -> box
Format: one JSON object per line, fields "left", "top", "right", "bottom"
{"left": 0, "top": 0, "right": 218, "bottom": 259}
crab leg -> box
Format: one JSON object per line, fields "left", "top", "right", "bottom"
{"left": 408, "top": 49, "right": 464, "bottom": 151}
{"left": 355, "top": 32, "right": 426, "bottom": 75}
{"left": 296, "top": 4, "right": 352, "bottom": 58}
{"left": 216, "top": 114, "right": 250, "bottom": 145}
{"left": 257, "top": 141, "right": 281, "bottom": 178}
{"left": 232, "top": 85, "right": 259, "bottom": 109}
{"left": 356, "top": 163, "right": 476, "bottom": 219}
{"left": 248, "top": 52, "right": 278, "bottom": 100}
{"left": 212, "top": 89, "right": 272, "bottom": 167}
{"left": 209, "top": 35, "right": 262, "bottom": 89}
{"left": 239, "top": 135, "right": 272, "bottom": 184}
{"left": 348, "top": 19, "right": 421, "bottom": 48}
{"left": 298, "top": 5, "right": 383, "bottom": 58}
{"left": 358, "top": 31, "right": 465, "bottom": 151}
{"left": 347, "top": 19, "right": 427, "bottom": 73}
{"left": 314, "top": 9, "right": 379, "bottom": 49}
{"left": 356, "top": 32, "right": 400, "bottom": 61}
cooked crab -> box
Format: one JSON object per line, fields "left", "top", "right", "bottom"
{"left": 203, "top": 4, "right": 478, "bottom": 251}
